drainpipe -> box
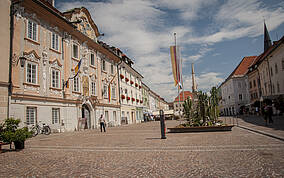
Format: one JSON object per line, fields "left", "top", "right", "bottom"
{"left": 8, "top": 0, "right": 22, "bottom": 118}
{"left": 117, "top": 59, "right": 122, "bottom": 125}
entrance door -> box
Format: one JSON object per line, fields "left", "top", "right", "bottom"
{"left": 82, "top": 104, "right": 91, "bottom": 129}
{"left": 131, "top": 112, "right": 135, "bottom": 124}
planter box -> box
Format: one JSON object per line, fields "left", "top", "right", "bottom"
{"left": 168, "top": 125, "right": 234, "bottom": 133}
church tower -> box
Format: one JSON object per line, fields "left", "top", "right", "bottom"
{"left": 191, "top": 63, "right": 197, "bottom": 93}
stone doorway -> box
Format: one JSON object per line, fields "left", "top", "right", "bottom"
{"left": 82, "top": 104, "right": 91, "bottom": 129}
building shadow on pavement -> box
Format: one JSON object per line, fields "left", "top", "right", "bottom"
{"left": 239, "top": 115, "right": 284, "bottom": 131}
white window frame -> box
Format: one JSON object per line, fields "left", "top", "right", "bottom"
{"left": 72, "top": 43, "right": 79, "bottom": 59}
{"left": 26, "top": 107, "right": 36, "bottom": 125}
{"left": 52, "top": 108, "right": 60, "bottom": 124}
{"left": 91, "top": 82, "right": 96, "bottom": 95}
{"left": 51, "top": 68, "right": 60, "bottom": 88}
{"left": 26, "top": 61, "right": 38, "bottom": 84}
{"left": 111, "top": 64, "right": 114, "bottom": 74}
{"left": 103, "top": 84, "right": 108, "bottom": 98}
{"left": 73, "top": 76, "right": 80, "bottom": 92}
{"left": 90, "top": 53, "right": 95, "bottom": 66}
{"left": 102, "top": 60, "right": 106, "bottom": 71}
{"left": 51, "top": 32, "right": 60, "bottom": 51}
{"left": 27, "top": 19, "right": 38, "bottom": 41}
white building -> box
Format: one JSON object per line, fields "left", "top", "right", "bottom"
{"left": 219, "top": 56, "right": 256, "bottom": 115}
{"left": 119, "top": 55, "right": 143, "bottom": 124}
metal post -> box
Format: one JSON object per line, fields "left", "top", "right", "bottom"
{"left": 160, "top": 110, "right": 166, "bottom": 139}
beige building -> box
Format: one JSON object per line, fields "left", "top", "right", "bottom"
{"left": 257, "top": 36, "right": 284, "bottom": 99}
{"left": 0, "top": 0, "right": 11, "bottom": 121}
{"left": 8, "top": 0, "right": 120, "bottom": 131}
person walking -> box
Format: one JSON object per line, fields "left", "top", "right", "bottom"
{"left": 267, "top": 104, "right": 274, "bottom": 124}
{"left": 99, "top": 114, "right": 106, "bottom": 132}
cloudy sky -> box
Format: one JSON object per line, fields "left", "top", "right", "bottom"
{"left": 56, "top": 0, "right": 284, "bottom": 102}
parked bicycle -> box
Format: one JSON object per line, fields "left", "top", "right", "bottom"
{"left": 31, "top": 122, "right": 51, "bottom": 136}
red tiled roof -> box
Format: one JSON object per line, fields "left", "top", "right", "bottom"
{"left": 233, "top": 56, "right": 257, "bottom": 76}
{"left": 174, "top": 91, "right": 193, "bottom": 102}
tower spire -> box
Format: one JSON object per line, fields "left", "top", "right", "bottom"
{"left": 191, "top": 63, "right": 197, "bottom": 93}
{"left": 264, "top": 21, "right": 272, "bottom": 52}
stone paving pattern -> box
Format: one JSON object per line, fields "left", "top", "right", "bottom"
{"left": 1, "top": 116, "right": 284, "bottom": 177}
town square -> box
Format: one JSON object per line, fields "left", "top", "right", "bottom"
{"left": 0, "top": 0, "right": 284, "bottom": 177}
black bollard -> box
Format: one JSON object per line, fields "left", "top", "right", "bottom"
{"left": 160, "top": 110, "right": 166, "bottom": 139}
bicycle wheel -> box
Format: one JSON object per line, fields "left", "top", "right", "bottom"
{"left": 43, "top": 126, "right": 51, "bottom": 135}
{"left": 31, "top": 126, "right": 39, "bottom": 136}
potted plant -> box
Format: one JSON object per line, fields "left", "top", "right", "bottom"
{"left": 120, "top": 74, "right": 124, "bottom": 79}
{"left": 130, "top": 81, "right": 134, "bottom": 85}
{"left": 121, "top": 94, "right": 126, "bottom": 99}
{"left": 13, "top": 127, "right": 32, "bottom": 149}
{"left": 0, "top": 118, "right": 32, "bottom": 150}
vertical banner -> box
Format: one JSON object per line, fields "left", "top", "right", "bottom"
{"left": 108, "top": 85, "right": 111, "bottom": 102}
{"left": 170, "top": 46, "right": 182, "bottom": 88}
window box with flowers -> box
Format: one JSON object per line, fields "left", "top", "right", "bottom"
{"left": 135, "top": 83, "right": 138, "bottom": 87}
{"left": 130, "top": 81, "right": 134, "bottom": 85}
{"left": 136, "top": 99, "right": 139, "bottom": 102}
{"left": 120, "top": 74, "right": 124, "bottom": 79}
{"left": 139, "top": 85, "right": 142, "bottom": 89}
{"left": 127, "top": 96, "right": 130, "bottom": 100}
{"left": 132, "top": 98, "right": 135, "bottom": 102}
{"left": 125, "top": 78, "right": 129, "bottom": 82}
{"left": 140, "top": 100, "right": 143, "bottom": 103}
{"left": 121, "top": 95, "right": 126, "bottom": 99}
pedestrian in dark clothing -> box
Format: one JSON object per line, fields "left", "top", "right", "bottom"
{"left": 267, "top": 105, "right": 274, "bottom": 124}
{"left": 263, "top": 104, "right": 268, "bottom": 126}
{"left": 99, "top": 114, "right": 106, "bottom": 132}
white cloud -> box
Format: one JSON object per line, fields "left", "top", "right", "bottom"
{"left": 56, "top": 0, "right": 284, "bottom": 102}
{"left": 184, "top": 0, "right": 284, "bottom": 44}
{"left": 156, "top": 0, "right": 218, "bottom": 20}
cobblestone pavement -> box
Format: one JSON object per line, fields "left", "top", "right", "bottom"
{"left": 1, "top": 118, "right": 284, "bottom": 177}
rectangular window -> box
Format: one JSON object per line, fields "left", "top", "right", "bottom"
{"left": 282, "top": 60, "right": 284, "bottom": 70}
{"left": 52, "top": 108, "right": 60, "bottom": 124}
{"left": 26, "top": 107, "right": 36, "bottom": 125}
{"left": 103, "top": 84, "right": 108, "bottom": 98}
{"left": 90, "top": 53, "right": 95, "bottom": 66}
{"left": 102, "top": 60, "right": 106, "bottom": 71}
{"left": 73, "top": 76, "right": 79, "bottom": 92}
{"left": 253, "top": 80, "right": 256, "bottom": 87}
{"left": 112, "top": 85, "right": 116, "bottom": 99}
{"left": 249, "top": 82, "right": 252, "bottom": 89}
{"left": 111, "top": 64, "right": 114, "bottom": 74}
{"left": 239, "top": 94, "right": 242, "bottom": 101}
{"left": 105, "top": 111, "right": 109, "bottom": 122}
{"left": 27, "top": 20, "right": 37, "bottom": 41}
{"left": 275, "top": 63, "right": 278, "bottom": 74}
{"left": 91, "top": 82, "right": 96, "bottom": 95}
{"left": 51, "top": 32, "right": 59, "bottom": 51}
{"left": 113, "top": 111, "right": 117, "bottom": 122}
{"left": 26, "top": 62, "right": 37, "bottom": 84}
{"left": 51, "top": 69, "right": 60, "bottom": 88}
{"left": 72, "top": 44, "right": 78, "bottom": 59}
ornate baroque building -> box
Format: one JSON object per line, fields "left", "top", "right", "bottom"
{"left": 8, "top": 0, "right": 120, "bottom": 131}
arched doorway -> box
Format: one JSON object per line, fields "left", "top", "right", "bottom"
{"left": 82, "top": 104, "right": 91, "bottom": 129}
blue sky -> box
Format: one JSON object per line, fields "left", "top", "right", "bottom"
{"left": 56, "top": 0, "right": 284, "bottom": 102}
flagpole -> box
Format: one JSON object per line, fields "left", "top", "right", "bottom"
{"left": 180, "top": 49, "right": 185, "bottom": 110}
{"left": 174, "top": 33, "right": 181, "bottom": 120}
